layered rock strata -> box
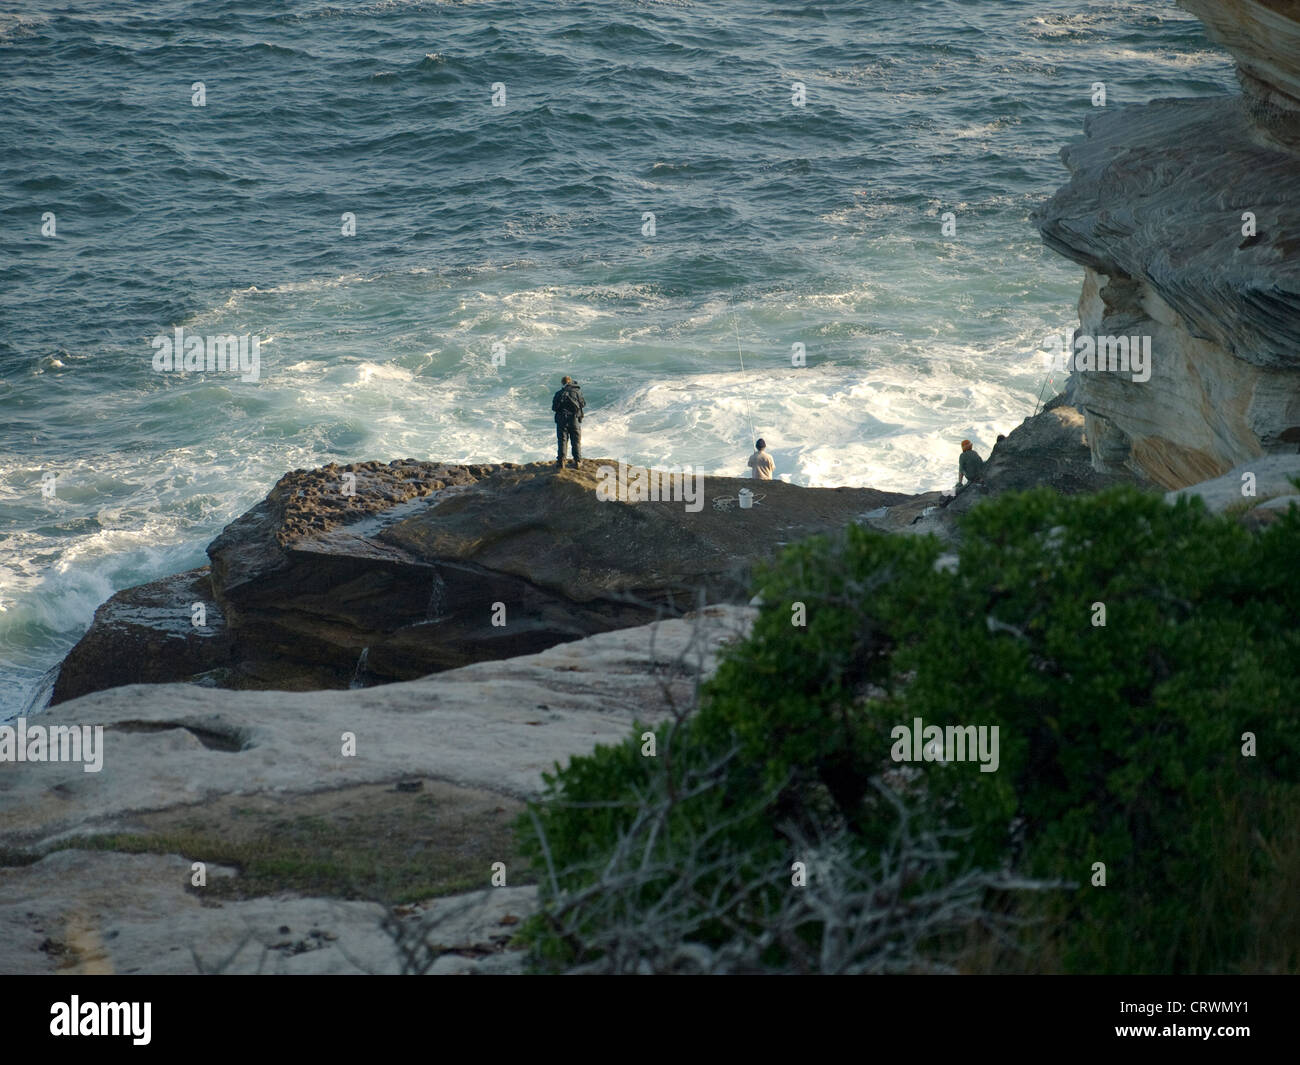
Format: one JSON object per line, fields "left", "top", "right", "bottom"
{"left": 1034, "top": 0, "right": 1300, "bottom": 489}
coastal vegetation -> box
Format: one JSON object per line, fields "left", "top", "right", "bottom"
{"left": 519, "top": 485, "right": 1300, "bottom": 973}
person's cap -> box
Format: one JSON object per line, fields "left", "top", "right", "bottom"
{"left": 961, "top": 439, "right": 972, "bottom": 450}
{"left": 756, "top": 438, "right": 766, "bottom": 449}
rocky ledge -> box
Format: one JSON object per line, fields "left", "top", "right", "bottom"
{"left": 12, "top": 453, "right": 1294, "bottom": 975}
{"left": 51, "top": 459, "right": 913, "bottom": 705}
{"left": 51, "top": 395, "right": 1141, "bottom": 707}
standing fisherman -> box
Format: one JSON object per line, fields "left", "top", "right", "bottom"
{"left": 552, "top": 375, "right": 586, "bottom": 469}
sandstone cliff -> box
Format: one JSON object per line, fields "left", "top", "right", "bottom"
{"left": 1033, "top": 0, "right": 1300, "bottom": 489}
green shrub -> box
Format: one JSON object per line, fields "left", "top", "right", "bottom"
{"left": 516, "top": 719, "right": 789, "bottom": 970}
{"left": 520, "top": 486, "right": 1300, "bottom": 973}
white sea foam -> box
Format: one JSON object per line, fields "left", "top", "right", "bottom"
{"left": 0, "top": 0, "right": 1243, "bottom": 720}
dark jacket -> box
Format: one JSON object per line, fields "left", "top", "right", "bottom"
{"left": 552, "top": 382, "right": 586, "bottom": 424}
{"left": 959, "top": 448, "right": 985, "bottom": 484}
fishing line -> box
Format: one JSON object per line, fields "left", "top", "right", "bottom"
{"left": 729, "top": 291, "right": 758, "bottom": 445}
{"left": 1031, "top": 371, "right": 1054, "bottom": 418}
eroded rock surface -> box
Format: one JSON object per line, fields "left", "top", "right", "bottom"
{"left": 902, "top": 400, "right": 1141, "bottom": 540}
{"left": 1182, "top": 0, "right": 1300, "bottom": 148}
{"left": 1034, "top": 1, "right": 1300, "bottom": 489}
{"left": 51, "top": 568, "right": 233, "bottom": 706}
{"left": 0, "top": 848, "right": 538, "bottom": 975}
{"left": 1164, "top": 452, "right": 1300, "bottom": 521}
{"left": 2, "top": 606, "right": 753, "bottom": 974}
{"left": 9, "top": 606, "right": 754, "bottom": 849}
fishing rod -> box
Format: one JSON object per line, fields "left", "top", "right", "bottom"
{"left": 729, "top": 292, "right": 758, "bottom": 445}
{"left": 1031, "top": 371, "right": 1053, "bottom": 418}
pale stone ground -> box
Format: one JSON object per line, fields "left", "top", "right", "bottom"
{"left": 0, "top": 606, "right": 754, "bottom": 974}
{"left": 0, "top": 849, "right": 538, "bottom": 975}
{"left": 1164, "top": 454, "right": 1300, "bottom": 517}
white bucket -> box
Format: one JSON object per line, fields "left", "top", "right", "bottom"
{"left": 738, "top": 488, "right": 753, "bottom": 510}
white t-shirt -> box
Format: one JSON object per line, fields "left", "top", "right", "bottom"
{"left": 748, "top": 449, "right": 774, "bottom": 480}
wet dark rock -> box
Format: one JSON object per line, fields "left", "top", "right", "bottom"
{"left": 54, "top": 459, "right": 911, "bottom": 702}
{"left": 51, "top": 568, "right": 232, "bottom": 706}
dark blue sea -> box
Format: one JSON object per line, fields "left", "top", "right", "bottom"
{"left": 0, "top": 0, "right": 1235, "bottom": 714}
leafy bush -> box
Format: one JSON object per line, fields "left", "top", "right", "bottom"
{"left": 520, "top": 486, "right": 1300, "bottom": 973}
{"left": 517, "top": 720, "right": 789, "bottom": 970}
{"left": 518, "top": 721, "right": 1060, "bottom": 973}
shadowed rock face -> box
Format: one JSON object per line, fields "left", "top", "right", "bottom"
{"left": 943, "top": 398, "right": 1137, "bottom": 514}
{"left": 1181, "top": 0, "right": 1300, "bottom": 146}
{"left": 50, "top": 569, "right": 233, "bottom": 706}
{"left": 897, "top": 400, "right": 1141, "bottom": 541}
{"left": 1034, "top": 2, "right": 1300, "bottom": 489}
{"left": 52, "top": 459, "right": 909, "bottom": 702}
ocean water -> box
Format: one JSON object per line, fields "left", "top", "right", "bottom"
{"left": 0, "top": 0, "right": 1234, "bottom": 716}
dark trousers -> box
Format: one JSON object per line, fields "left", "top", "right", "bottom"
{"left": 556, "top": 419, "right": 581, "bottom": 462}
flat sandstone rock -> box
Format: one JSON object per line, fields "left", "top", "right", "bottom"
{"left": 2, "top": 606, "right": 755, "bottom": 974}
